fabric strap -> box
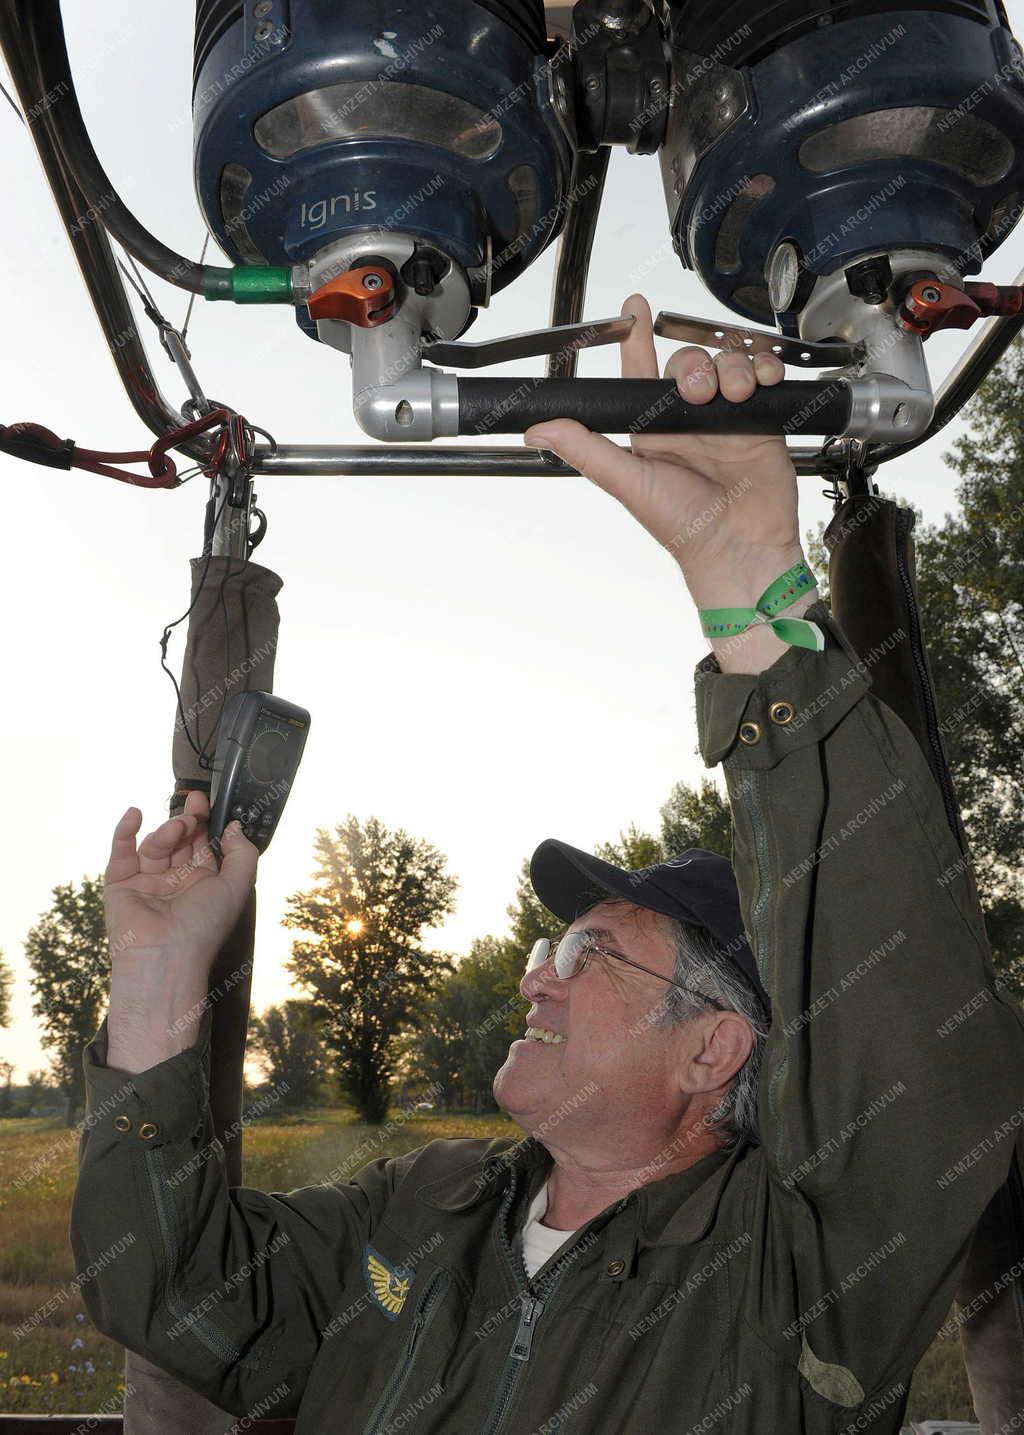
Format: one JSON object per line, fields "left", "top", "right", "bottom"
{"left": 699, "top": 561, "right": 824, "bottom": 652}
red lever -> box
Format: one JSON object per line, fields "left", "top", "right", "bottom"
{"left": 307, "top": 266, "right": 396, "bottom": 326}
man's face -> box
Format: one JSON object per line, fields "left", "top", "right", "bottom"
{"left": 492, "top": 899, "right": 700, "bottom": 1146}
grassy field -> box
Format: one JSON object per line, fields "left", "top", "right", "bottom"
{"left": 0, "top": 1110, "right": 976, "bottom": 1423}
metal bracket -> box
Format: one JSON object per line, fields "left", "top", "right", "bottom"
{"left": 654, "top": 312, "right": 863, "bottom": 369}
{"left": 819, "top": 437, "right": 878, "bottom": 505}
{"left": 422, "top": 314, "right": 635, "bottom": 368}
{"left": 658, "top": 48, "right": 749, "bottom": 212}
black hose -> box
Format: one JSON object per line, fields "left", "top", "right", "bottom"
{"left": 457, "top": 377, "right": 854, "bottom": 436}
{"left": 26, "top": 0, "right": 234, "bottom": 297}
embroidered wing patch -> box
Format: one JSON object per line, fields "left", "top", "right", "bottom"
{"left": 365, "top": 1244, "right": 414, "bottom": 1320}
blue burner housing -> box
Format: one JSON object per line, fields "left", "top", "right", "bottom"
{"left": 664, "top": 4, "right": 1024, "bottom": 322}
{"left": 193, "top": 0, "right": 570, "bottom": 302}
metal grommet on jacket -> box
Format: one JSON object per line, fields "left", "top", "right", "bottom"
{"left": 770, "top": 700, "right": 796, "bottom": 725}
{"left": 113, "top": 1114, "right": 132, "bottom": 1132}
{"left": 138, "top": 1122, "right": 159, "bottom": 1140}
{"left": 606, "top": 1258, "right": 626, "bottom": 1277}
{"left": 739, "top": 721, "right": 761, "bottom": 745}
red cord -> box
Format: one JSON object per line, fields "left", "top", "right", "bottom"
{"left": 74, "top": 408, "right": 233, "bottom": 486}
{"left": 0, "top": 408, "right": 235, "bottom": 486}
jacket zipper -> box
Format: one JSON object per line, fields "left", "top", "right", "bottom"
{"left": 361, "top": 1268, "right": 451, "bottom": 1435}
{"left": 144, "top": 1146, "right": 244, "bottom": 1365}
{"left": 478, "top": 1174, "right": 590, "bottom": 1435}
{"left": 733, "top": 767, "right": 788, "bottom": 1153}
{"left": 894, "top": 507, "right": 964, "bottom": 846}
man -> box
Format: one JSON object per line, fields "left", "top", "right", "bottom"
{"left": 72, "top": 296, "right": 1024, "bottom": 1434}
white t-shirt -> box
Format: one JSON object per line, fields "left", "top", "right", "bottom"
{"left": 520, "top": 1177, "right": 581, "bottom": 1278}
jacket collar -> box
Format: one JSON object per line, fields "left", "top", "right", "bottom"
{"left": 415, "top": 1135, "right": 550, "bottom": 1212}
{"left": 637, "top": 1139, "right": 749, "bottom": 1246}
{"left": 416, "top": 1131, "right": 747, "bottom": 1244}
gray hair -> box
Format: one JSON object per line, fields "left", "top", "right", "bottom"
{"left": 658, "top": 917, "right": 770, "bottom": 1150}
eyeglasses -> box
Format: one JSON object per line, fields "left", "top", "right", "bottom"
{"left": 525, "top": 931, "right": 722, "bottom": 1007}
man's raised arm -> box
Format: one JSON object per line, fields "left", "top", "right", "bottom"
{"left": 527, "top": 293, "right": 1024, "bottom": 1408}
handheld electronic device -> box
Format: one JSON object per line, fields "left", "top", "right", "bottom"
{"left": 207, "top": 690, "right": 310, "bottom": 859}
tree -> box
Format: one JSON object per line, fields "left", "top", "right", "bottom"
{"left": 660, "top": 777, "right": 733, "bottom": 859}
{"left": 407, "top": 935, "right": 527, "bottom": 1110}
{"left": 506, "top": 857, "right": 561, "bottom": 954}
{"left": 806, "top": 344, "right": 1024, "bottom": 991}
{"left": 406, "top": 966, "right": 476, "bottom": 1109}
{"left": 0, "top": 949, "right": 13, "bottom": 1027}
{"left": 283, "top": 816, "right": 457, "bottom": 1123}
{"left": 247, "top": 999, "right": 328, "bottom": 1111}
{"left": 24, "top": 877, "right": 109, "bottom": 1126}
{"left": 25, "top": 1069, "right": 50, "bottom": 1115}
{"left": 0, "top": 1060, "right": 13, "bottom": 1116}
{"left": 594, "top": 782, "right": 734, "bottom": 872}
{"left": 459, "top": 937, "right": 527, "bottom": 1102}
{"left": 594, "top": 823, "right": 664, "bottom": 870}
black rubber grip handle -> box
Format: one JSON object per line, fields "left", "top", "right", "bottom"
{"left": 457, "top": 378, "right": 852, "bottom": 437}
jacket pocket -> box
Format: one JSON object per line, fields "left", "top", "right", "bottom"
{"left": 360, "top": 1267, "right": 453, "bottom": 1435}
{"left": 143, "top": 1145, "right": 263, "bottom": 1372}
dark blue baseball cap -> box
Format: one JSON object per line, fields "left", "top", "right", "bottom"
{"left": 529, "top": 840, "right": 768, "bottom": 1010}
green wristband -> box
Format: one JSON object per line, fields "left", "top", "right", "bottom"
{"left": 699, "top": 561, "right": 824, "bottom": 653}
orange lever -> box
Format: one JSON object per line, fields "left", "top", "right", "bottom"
{"left": 900, "top": 279, "right": 982, "bottom": 335}
{"left": 307, "top": 266, "right": 396, "bottom": 326}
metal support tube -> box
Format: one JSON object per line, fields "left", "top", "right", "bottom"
{"left": 0, "top": 1, "right": 216, "bottom": 462}
{"left": 547, "top": 148, "right": 611, "bottom": 379}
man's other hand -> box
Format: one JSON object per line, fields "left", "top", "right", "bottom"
{"left": 103, "top": 788, "right": 258, "bottom": 974}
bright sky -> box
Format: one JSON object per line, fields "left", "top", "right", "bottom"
{"left": 3, "top": 0, "right": 1024, "bottom": 1079}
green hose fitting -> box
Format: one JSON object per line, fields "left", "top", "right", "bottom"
{"left": 203, "top": 267, "right": 295, "bottom": 304}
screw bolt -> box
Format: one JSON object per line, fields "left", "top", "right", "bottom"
{"left": 254, "top": 19, "right": 274, "bottom": 39}
{"left": 715, "top": 81, "right": 732, "bottom": 102}
{"left": 253, "top": 0, "right": 273, "bottom": 16}
{"left": 719, "top": 102, "right": 735, "bottom": 121}
{"left": 585, "top": 74, "right": 602, "bottom": 92}
{"left": 921, "top": 285, "right": 942, "bottom": 303}
{"left": 362, "top": 272, "right": 384, "bottom": 290}
{"left": 408, "top": 258, "right": 438, "bottom": 296}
